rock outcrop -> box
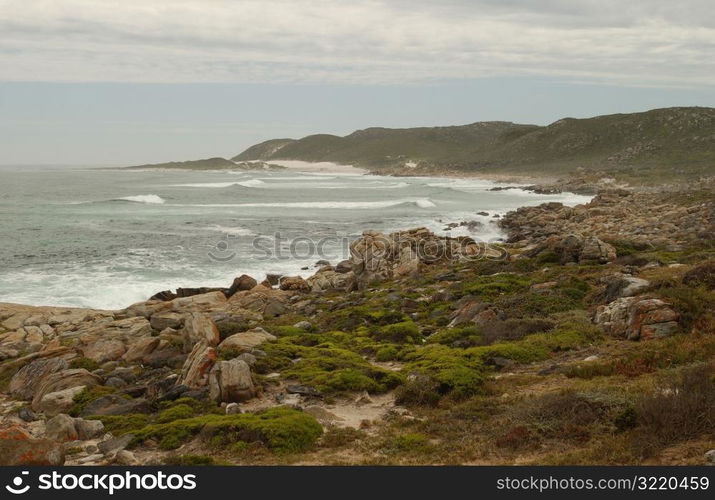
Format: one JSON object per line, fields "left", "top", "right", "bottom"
{"left": 348, "top": 227, "right": 505, "bottom": 290}
{"left": 594, "top": 296, "right": 679, "bottom": 340}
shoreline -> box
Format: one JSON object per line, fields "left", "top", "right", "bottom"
{"left": 0, "top": 166, "right": 596, "bottom": 311}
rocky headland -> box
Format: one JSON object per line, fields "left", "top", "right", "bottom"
{"left": 0, "top": 180, "right": 713, "bottom": 466}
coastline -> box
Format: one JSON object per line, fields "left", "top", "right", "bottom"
{"left": 0, "top": 177, "right": 712, "bottom": 466}
{"left": 0, "top": 167, "right": 593, "bottom": 311}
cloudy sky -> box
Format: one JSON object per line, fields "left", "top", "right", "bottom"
{"left": 1, "top": 0, "right": 714, "bottom": 164}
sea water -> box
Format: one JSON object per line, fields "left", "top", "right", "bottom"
{"left": 0, "top": 165, "right": 591, "bottom": 309}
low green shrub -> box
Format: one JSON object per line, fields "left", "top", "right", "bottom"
{"left": 70, "top": 386, "right": 116, "bottom": 416}
{"left": 69, "top": 357, "right": 100, "bottom": 371}
{"left": 131, "top": 407, "right": 323, "bottom": 453}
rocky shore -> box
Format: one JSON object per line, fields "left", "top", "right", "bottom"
{"left": 1, "top": 181, "right": 713, "bottom": 466}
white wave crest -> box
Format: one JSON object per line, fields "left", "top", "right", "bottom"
{"left": 117, "top": 194, "right": 166, "bottom": 204}
{"left": 183, "top": 198, "right": 436, "bottom": 209}
{"left": 204, "top": 224, "right": 255, "bottom": 236}
{"left": 172, "top": 179, "right": 265, "bottom": 188}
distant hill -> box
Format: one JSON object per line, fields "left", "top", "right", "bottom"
{"left": 232, "top": 107, "right": 715, "bottom": 182}
{"left": 126, "top": 157, "right": 238, "bottom": 170}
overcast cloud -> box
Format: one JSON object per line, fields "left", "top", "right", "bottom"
{"left": 1, "top": 0, "right": 714, "bottom": 86}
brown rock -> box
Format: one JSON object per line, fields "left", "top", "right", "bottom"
{"left": 0, "top": 426, "right": 64, "bottom": 465}
{"left": 9, "top": 356, "right": 68, "bottom": 400}
{"left": 182, "top": 313, "right": 220, "bottom": 350}
{"left": 227, "top": 274, "right": 258, "bottom": 296}
{"left": 122, "top": 336, "right": 161, "bottom": 363}
{"left": 31, "top": 369, "right": 102, "bottom": 411}
{"left": 177, "top": 341, "right": 217, "bottom": 388}
{"left": 279, "top": 276, "right": 310, "bottom": 292}
{"left": 218, "top": 327, "right": 276, "bottom": 353}
{"left": 594, "top": 295, "right": 679, "bottom": 341}
{"left": 80, "top": 339, "right": 126, "bottom": 363}
{"left": 149, "top": 311, "right": 184, "bottom": 331}
{"left": 208, "top": 358, "right": 255, "bottom": 403}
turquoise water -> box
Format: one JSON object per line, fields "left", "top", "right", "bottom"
{"left": 0, "top": 165, "right": 591, "bottom": 309}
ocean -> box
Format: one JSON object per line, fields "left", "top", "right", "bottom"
{"left": 0, "top": 163, "right": 592, "bottom": 310}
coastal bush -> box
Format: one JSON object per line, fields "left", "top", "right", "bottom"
{"left": 320, "top": 305, "right": 407, "bottom": 332}
{"left": 373, "top": 320, "right": 420, "bottom": 343}
{"left": 682, "top": 260, "right": 715, "bottom": 290}
{"left": 375, "top": 345, "right": 399, "bottom": 362}
{"left": 478, "top": 318, "right": 555, "bottom": 345}
{"left": 131, "top": 407, "right": 323, "bottom": 453}
{"left": 655, "top": 283, "right": 714, "bottom": 333}
{"left": 156, "top": 403, "right": 195, "bottom": 423}
{"left": 90, "top": 413, "right": 150, "bottom": 436}
{"left": 402, "top": 345, "right": 485, "bottom": 399}
{"left": 320, "top": 426, "right": 366, "bottom": 448}
{"left": 164, "top": 454, "right": 217, "bottom": 466}
{"left": 508, "top": 390, "right": 612, "bottom": 442}
{"left": 69, "top": 385, "right": 116, "bottom": 416}
{"left": 462, "top": 274, "right": 532, "bottom": 300}
{"left": 394, "top": 374, "right": 441, "bottom": 407}
{"left": 565, "top": 334, "right": 715, "bottom": 379}
{"left": 259, "top": 340, "right": 402, "bottom": 394}
{"left": 69, "top": 357, "right": 100, "bottom": 371}
{"left": 384, "top": 433, "right": 431, "bottom": 454}
{"left": 629, "top": 363, "right": 715, "bottom": 457}
{"left": 468, "top": 312, "right": 602, "bottom": 364}
{"left": 497, "top": 287, "right": 588, "bottom": 318}
{"left": 215, "top": 318, "right": 250, "bottom": 341}
{"left": 426, "top": 325, "right": 480, "bottom": 346}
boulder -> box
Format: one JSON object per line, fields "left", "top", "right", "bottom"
{"left": 98, "top": 434, "right": 133, "bottom": 455}
{"left": 218, "top": 327, "right": 276, "bottom": 353}
{"left": 348, "top": 227, "right": 497, "bottom": 290}
{"left": 528, "top": 234, "right": 617, "bottom": 264}
{"left": 228, "top": 287, "right": 292, "bottom": 318}
{"left": 113, "top": 449, "right": 139, "bottom": 465}
{"left": 448, "top": 300, "right": 492, "bottom": 327}
{"left": 0, "top": 426, "right": 64, "bottom": 465}
{"left": 208, "top": 358, "right": 255, "bottom": 403}
{"left": 9, "top": 356, "right": 68, "bottom": 400}
{"left": 265, "top": 273, "right": 282, "bottom": 286}
{"left": 182, "top": 313, "right": 220, "bottom": 350}
{"left": 306, "top": 269, "right": 352, "bottom": 292}
{"left": 225, "top": 402, "right": 242, "bottom": 414}
{"left": 279, "top": 276, "right": 310, "bottom": 292}
{"left": 177, "top": 341, "right": 217, "bottom": 388}
{"left": 75, "top": 418, "right": 105, "bottom": 440}
{"left": 293, "top": 320, "right": 312, "bottom": 331}
{"left": 35, "top": 386, "right": 86, "bottom": 416}
{"left": 45, "top": 413, "right": 79, "bottom": 442}
{"left": 31, "top": 369, "right": 102, "bottom": 411}
{"left": 594, "top": 296, "right": 679, "bottom": 340}
{"left": 602, "top": 274, "right": 651, "bottom": 302}
{"left": 149, "top": 311, "right": 184, "bottom": 331}
{"left": 80, "top": 339, "right": 127, "bottom": 363}
{"left": 580, "top": 236, "right": 617, "bottom": 263}
{"left": 335, "top": 260, "right": 353, "bottom": 273}
{"left": 122, "top": 336, "right": 161, "bottom": 363}
{"left": 80, "top": 395, "right": 152, "bottom": 416}
{"left": 227, "top": 275, "right": 258, "bottom": 296}
{"left": 170, "top": 291, "right": 227, "bottom": 313}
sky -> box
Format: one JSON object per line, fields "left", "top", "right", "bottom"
{"left": 1, "top": 0, "right": 714, "bottom": 165}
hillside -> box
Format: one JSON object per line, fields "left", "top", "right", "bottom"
{"left": 126, "top": 157, "right": 238, "bottom": 170}
{"left": 233, "top": 107, "right": 715, "bottom": 182}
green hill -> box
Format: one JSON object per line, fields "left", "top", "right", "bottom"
{"left": 126, "top": 157, "right": 238, "bottom": 170}
{"left": 233, "top": 107, "right": 715, "bottom": 182}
